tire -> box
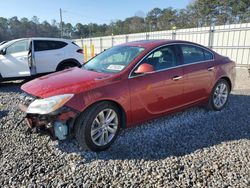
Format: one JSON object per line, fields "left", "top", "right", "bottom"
{"left": 57, "top": 62, "right": 77, "bottom": 71}
{"left": 207, "top": 79, "right": 230, "bottom": 111}
{"left": 74, "top": 102, "right": 121, "bottom": 152}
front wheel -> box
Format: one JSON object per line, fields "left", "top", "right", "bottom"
{"left": 74, "top": 102, "right": 120, "bottom": 151}
{"left": 207, "top": 79, "right": 230, "bottom": 111}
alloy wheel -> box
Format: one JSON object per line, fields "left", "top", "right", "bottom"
{"left": 90, "top": 109, "right": 118, "bottom": 146}
{"left": 213, "top": 82, "right": 229, "bottom": 109}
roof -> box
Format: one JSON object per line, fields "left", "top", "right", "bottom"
{"left": 121, "top": 39, "right": 186, "bottom": 48}
{"left": 4, "top": 37, "right": 72, "bottom": 42}
{"left": 30, "top": 37, "right": 71, "bottom": 41}
{"left": 123, "top": 39, "right": 169, "bottom": 48}
{"left": 0, "top": 37, "right": 73, "bottom": 50}
{"left": 120, "top": 39, "right": 211, "bottom": 51}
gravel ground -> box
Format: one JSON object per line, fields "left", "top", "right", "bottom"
{"left": 0, "top": 68, "right": 249, "bottom": 187}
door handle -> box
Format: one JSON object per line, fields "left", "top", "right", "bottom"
{"left": 207, "top": 67, "right": 215, "bottom": 71}
{"left": 172, "top": 76, "right": 183, "bottom": 81}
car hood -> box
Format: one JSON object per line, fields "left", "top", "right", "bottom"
{"left": 21, "top": 67, "right": 112, "bottom": 98}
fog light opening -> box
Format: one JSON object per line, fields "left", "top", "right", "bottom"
{"left": 54, "top": 121, "right": 68, "bottom": 140}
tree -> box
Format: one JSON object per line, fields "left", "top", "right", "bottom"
{"left": 31, "top": 16, "right": 40, "bottom": 24}
{"left": 63, "top": 23, "right": 74, "bottom": 38}
{"left": 123, "top": 16, "right": 145, "bottom": 33}
{"left": 146, "top": 8, "right": 163, "bottom": 31}
{"left": 176, "top": 9, "right": 195, "bottom": 29}
{"left": 0, "top": 1, "right": 249, "bottom": 41}
{"left": 8, "top": 17, "right": 22, "bottom": 39}
{"left": 0, "top": 17, "right": 9, "bottom": 41}
{"left": 231, "top": 0, "right": 250, "bottom": 23}
{"left": 187, "top": 0, "right": 250, "bottom": 26}
{"left": 158, "top": 7, "right": 177, "bottom": 30}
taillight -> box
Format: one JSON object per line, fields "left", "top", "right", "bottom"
{"left": 77, "top": 49, "right": 84, "bottom": 54}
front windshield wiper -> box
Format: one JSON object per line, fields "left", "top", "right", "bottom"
{"left": 87, "top": 68, "right": 97, "bottom": 72}
{"left": 84, "top": 67, "right": 101, "bottom": 73}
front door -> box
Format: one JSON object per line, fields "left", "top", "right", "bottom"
{"left": 129, "top": 45, "right": 185, "bottom": 125}
{"left": 0, "top": 39, "right": 30, "bottom": 78}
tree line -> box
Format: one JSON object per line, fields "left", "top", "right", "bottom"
{"left": 0, "top": 0, "right": 249, "bottom": 41}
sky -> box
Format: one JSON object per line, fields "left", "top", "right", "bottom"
{"left": 0, "top": 0, "right": 191, "bottom": 25}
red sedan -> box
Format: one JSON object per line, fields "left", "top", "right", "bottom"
{"left": 20, "top": 40, "right": 236, "bottom": 151}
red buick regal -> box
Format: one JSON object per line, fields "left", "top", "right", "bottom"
{"left": 20, "top": 40, "right": 236, "bottom": 151}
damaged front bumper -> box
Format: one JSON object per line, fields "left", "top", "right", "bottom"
{"left": 19, "top": 94, "right": 79, "bottom": 140}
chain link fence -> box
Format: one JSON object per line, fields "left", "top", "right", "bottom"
{"left": 74, "top": 22, "right": 250, "bottom": 67}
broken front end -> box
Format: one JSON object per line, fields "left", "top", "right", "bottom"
{"left": 19, "top": 93, "right": 79, "bottom": 140}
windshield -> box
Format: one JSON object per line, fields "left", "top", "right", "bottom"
{"left": 0, "top": 39, "right": 25, "bottom": 50}
{"left": 83, "top": 46, "right": 145, "bottom": 74}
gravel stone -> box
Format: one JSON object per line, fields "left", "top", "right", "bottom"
{"left": 0, "top": 68, "right": 249, "bottom": 187}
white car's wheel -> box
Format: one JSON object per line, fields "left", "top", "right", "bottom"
{"left": 57, "top": 62, "right": 77, "bottom": 71}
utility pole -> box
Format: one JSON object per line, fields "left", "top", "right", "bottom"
{"left": 60, "top": 8, "right": 63, "bottom": 38}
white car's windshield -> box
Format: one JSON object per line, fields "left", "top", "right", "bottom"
{"left": 83, "top": 46, "right": 145, "bottom": 74}
{"left": 0, "top": 39, "right": 24, "bottom": 51}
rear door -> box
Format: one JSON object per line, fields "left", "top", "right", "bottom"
{"left": 34, "top": 40, "right": 67, "bottom": 73}
{"left": 0, "top": 39, "right": 30, "bottom": 78}
{"left": 178, "top": 44, "right": 215, "bottom": 105}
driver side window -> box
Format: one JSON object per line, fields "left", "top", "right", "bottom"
{"left": 140, "top": 45, "right": 178, "bottom": 72}
{"left": 6, "top": 40, "right": 29, "bottom": 55}
{"left": 132, "top": 45, "right": 178, "bottom": 77}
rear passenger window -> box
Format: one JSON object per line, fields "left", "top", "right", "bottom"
{"left": 204, "top": 50, "right": 213, "bottom": 60}
{"left": 34, "top": 40, "right": 67, "bottom": 52}
{"left": 180, "top": 45, "right": 213, "bottom": 64}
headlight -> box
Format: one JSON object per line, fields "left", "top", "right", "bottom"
{"left": 26, "top": 94, "right": 74, "bottom": 115}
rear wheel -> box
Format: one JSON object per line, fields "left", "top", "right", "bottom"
{"left": 207, "top": 79, "right": 230, "bottom": 111}
{"left": 74, "top": 102, "right": 120, "bottom": 151}
{"left": 57, "top": 62, "right": 77, "bottom": 71}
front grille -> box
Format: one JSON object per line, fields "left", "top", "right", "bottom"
{"left": 19, "top": 92, "right": 37, "bottom": 106}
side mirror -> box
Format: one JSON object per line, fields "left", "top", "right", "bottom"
{"left": 134, "top": 63, "right": 154, "bottom": 74}
{"left": 0, "top": 49, "right": 6, "bottom": 55}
